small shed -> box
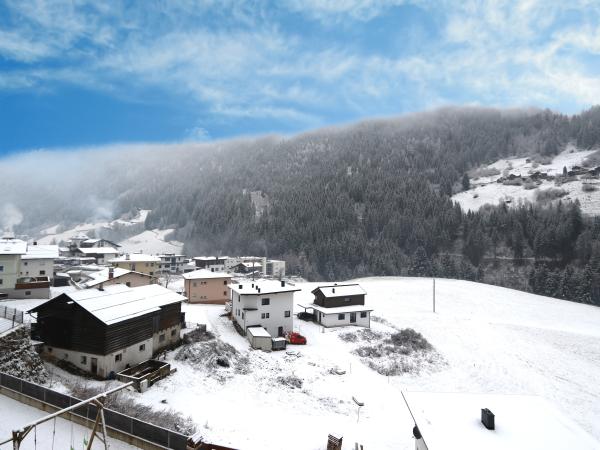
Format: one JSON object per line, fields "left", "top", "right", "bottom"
{"left": 402, "top": 391, "right": 599, "bottom": 450}
{"left": 247, "top": 326, "right": 272, "bottom": 351}
{"left": 272, "top": 337, "right": 287, "bottom": 351}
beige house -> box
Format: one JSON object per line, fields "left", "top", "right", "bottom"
{"left": 183, "top": 269, "right": 233, "bottom": 304}
{"left": 80, "top": 267, "right": 156, "bottom": 289}
{"left": 109, "top": 253, "right": 161, "bottom": 276}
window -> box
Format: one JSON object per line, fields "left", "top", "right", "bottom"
{"left": 145, "top": 262, "right": 149, "bottom": 267}
{"left": 284, "top": 310, "right": 291, "bottom": 317}
{"left": 242, "top": 312, "right": 245, "bottom": 319}
{"left": 261, "top": 298, "right": 270, "bottom": 306}
{"left": 261, "top": 312, "right": 270, "bottom": 319}
{"left": 149, "top": 272, "right": 154, "bottom": 276}
{"left": 81, "top": 356, "right": 87, "bottom": 364}
{"left": 338, "top": 314, "right": 345, "bottom": 320}
{"left": 360, "top": 311, "right": 367, "bottom": 318}
{"left": 115, "top": 354, "right": 122, "bottom": 362}
{"left": 159, "top": 334, "right": 165, "bottom": 343}
{"left": 193, "top": 282, "right": 197, "bottom": 287}
{"left": 223, "top": 291, "right": 227, "bottom": 296}
{"left": 171, "top": 329, "right": 176, "bottom": 337}
{"left": 23, "top": 262, "right": 27, "bottom": 267}
{"left": 0, "top": 279, "right": 3, "bottom": 285}
{"left": 40, "top": 270, "right": 46, "bottom": 275}
{"left": 126, "top": 282, "right": 131, "bottom": 287}
{"left": 25, "top": 291, "right": 31, "bottom": 296}
{"left": 139, "top": 344, "right": 146, "bottom": 351}
{"left": 223, "top": 280, "right": 227, "bottom": 285}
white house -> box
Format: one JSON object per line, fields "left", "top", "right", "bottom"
{"left": 403, "top": 391, "right": 599, "bottom": 450}
{"left": 20, "top": 243, "right": 59, "bottom": 281}
{"left": 230, "top": 280, "right": 300, "bottom": 338}
{"left": 158, "top": 253, "right": 187, "bottom": 273}
{"left": 309, "top": 284, "right": 372, "bottom": 328}
{"left": 0, "top": 236, "right": 27, "bottom": 295}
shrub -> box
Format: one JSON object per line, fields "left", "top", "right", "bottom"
{"left": 390, "top": 328, "right": 433, "bottom": 352}
{"left": 535, "top": 188, "right": 568, "bottom": 203}
{"left": 582, "top": 183, "right": 598, "bottom": 192}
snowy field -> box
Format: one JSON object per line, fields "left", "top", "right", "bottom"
{"left": 3, "top": 277, "right": 599, "bottom": 449}
{"left": 0, "top": 393, "right": 138, "bottom": 450}
{"left": 117, "top": 229, "right": 183, "bottom": 254}
{"left": 453, "top": 147, "right": 600, "bottom": 214}
{"left": 134, "top": 278, "right": 599, "bottom": 449}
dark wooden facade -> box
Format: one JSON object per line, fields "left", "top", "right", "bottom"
{"left": 31, "top": 294, "right": 181, "bottom": 356}
{"left": 312, "top": 286, "right": 365, "bottom": 308}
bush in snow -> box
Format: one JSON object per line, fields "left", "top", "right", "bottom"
{"left": 175, "top": 339, "right": 251, "bottom": 380}
{"left": 181, "top": 327, "right": 216, "bottom": 344}
{"left": 68, "top": 381, "right": 196, "bottom": 435}
{"left": 0, "top": 327, "right": 48, "bottom": 384}
{"left": 277, "top": 375, "right": 303, "bottom": 389}
{"left": 535, "top": 187, "right": 568, "bottom": 203}
{"left": 342, "top": 327, "right": 442, "bottom": 376}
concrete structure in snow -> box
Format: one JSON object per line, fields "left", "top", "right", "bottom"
{"left": 403, "top": 391, "right": 599, "bottom": 450}
{"left": 109, "top": 253, "right": 161, "bottom": 276}
{"left": 309, "top": 284, "right": 372, "bottom": 328}
{"left": 30, "top": 284, "right": 186, "bottom": 378}
{"left": 183, "top": 269, "right": 233, "bottom": 304}
{"left": 230, "top": 280, "right": 300, "bottom": 338}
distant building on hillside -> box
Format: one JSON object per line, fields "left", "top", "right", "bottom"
{"left": 80, "top": 238, "right": 121, "bottom": 249}
{"left": 30, "top": 284, "right": 186, "bottom": 378}
{"left": 403, "top": 391, "right": 600, "bottom": 450}
{"left": 192, "top": 256, "right": 228, "bottom": 272}
{"left": 230, "top": 280, "right": 299, "bottom": 337}
{"left": 109, "top": 253, "right": 161, "bottom": 276}
{"left": 76, "top": 246, "right": 119, "bottom": 265}
{"left": 309, "top": 283, "right": 372, "bottom": 328}
{"left": 183, "top": 269, "right": 233, "bottom": 304}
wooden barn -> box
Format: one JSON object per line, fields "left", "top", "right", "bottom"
{"left": 30, "top": 284, "right": 186, "bottom": 378}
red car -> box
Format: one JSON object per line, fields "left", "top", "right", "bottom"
{"left": 286, "top": 332, "right": 307, "bottom": 345}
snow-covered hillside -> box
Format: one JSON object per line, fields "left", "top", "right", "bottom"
{"left": 126, "top": 277, "right": 600, "bottom": 450}
{"left": 453, "top": 146, "right": 600, "bottom": 214}
{"left": 117, "top": 229, "right": 184, "bottom": 254}
{"left": 37, "top": 210, "right": 150, "bottom": 245}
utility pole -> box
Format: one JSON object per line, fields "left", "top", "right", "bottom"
{"left": 433, "top": 277, "right": 436, "bottom": 313}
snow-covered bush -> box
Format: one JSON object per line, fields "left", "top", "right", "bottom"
{"left": 276, "top": 375, "right": 303, "bottom": 389}
{"left": 0, "top": 327, "right": 48, "bottom": 384}
{"left": 175, "top": 339, "right": 251, "bottom": 380}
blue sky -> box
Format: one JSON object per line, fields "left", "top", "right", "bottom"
{"left": 1, "top": 0, "right": 599, "bottom": 156}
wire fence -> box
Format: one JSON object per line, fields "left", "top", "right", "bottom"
{"left": 0, "top": 372, "right": 188, "bottom": 449}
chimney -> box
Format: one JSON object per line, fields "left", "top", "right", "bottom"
{"left": 251, "top": 283, "right": 254, "bottom": 288}
{"left": 108, "top": 267, "right": 114, "bottom": 280}
{"left": 332, "top": 287, "right": 335, "bottom": 293}
{"left": 98, "top": 284, "right": 104, "bottom": 291}
{"left": 481, "top": 408, "right": 495, "bottom": 430}
{"left": 125, "top": 254, "right": 130, "bottom": 260}
{"left": 238, "top": 284, "right": 243, "bottom": 289}
{"left": 33, "top": 241, "right": 37, "bottom": 246}
{"left": 281, "top": 280, "right": 285, "bottom": 287}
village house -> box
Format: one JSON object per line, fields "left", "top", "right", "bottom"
{"left": 182, "top": 269, "right": 232, "bottom": 304}
{"left": 76, "top": 246, "right": 120, "bottom": 265}
{"left": 30, "top": 284, "right": 186, "bottom": 378}
{"left": 158, "top": 253, "right": 187, "bottom": 273}
{"left": 230, "top": 280, "right": 300, "bottom": 338}
{"left": 19, "top": 243, "right": 59, "bottom": 282}
{"left": 79, "top": 267, "right": 156, "bottom": 289}
{"left": 1, "top": 236, "right": 51, "bottom": 299}
{"left": 0, "top": 235, "right": 27, "bottom": 296}
{"left": 79, "top": 238, "right": 121, "bottom": 249}
{"left": 109, "top": 253, "right": 161, "bottom": 276}
{"left": 192, "top": 256, "right": 228, "bottom": 271}
{"left": 309, "top": 283, "right": 372, "bottom": 328}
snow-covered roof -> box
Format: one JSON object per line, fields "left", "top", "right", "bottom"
{"left": 21, "top": 244, "right": 59, "bottom": 260}
{"left": 77, "top": 246, "right": 119, "bottom": 255}
{"left": 35, "top": 284, "right": 185, "bottom": 326}
{"left": 403, "top": 392, "right": 599, "bottom": 450}
{"left": 247, "top": 326, "right": 271, "bottom": 338}
{"left": 109, "top": 253, "right": 161, "bottom": 263}
{"left": 309, "top": 304, "right": 373, "bottom": 314}
{"left": 182, "top": 269, "right": 232, "bottom": 280}
{"left": 82, "top": 267, "right": 152, "bottom": 288}
{"left": 312, "top": 284, "right": 366, "bottom": 298}
{"left": 230, "top": 281, "right": 300, "bottom": 296}
{"left": 0, "top": 238, "right": 27, "bottom": 255}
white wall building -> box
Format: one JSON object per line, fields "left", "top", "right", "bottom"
{"left": 230, "top": 280, "right": 299, "bottom": 338}
{"left": 0, "top": 237, "right": 27, "bottom": 293}
{"left": 20, "top": 243, "right": 59, "bottom": 281}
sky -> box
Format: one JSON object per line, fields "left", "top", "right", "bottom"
{"left": 1, "top": 0, "right": 600, "bottom": 156}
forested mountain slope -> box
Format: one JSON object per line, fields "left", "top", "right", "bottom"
{"left": 3, "top": 106, "right": 600, "bottom": 304}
